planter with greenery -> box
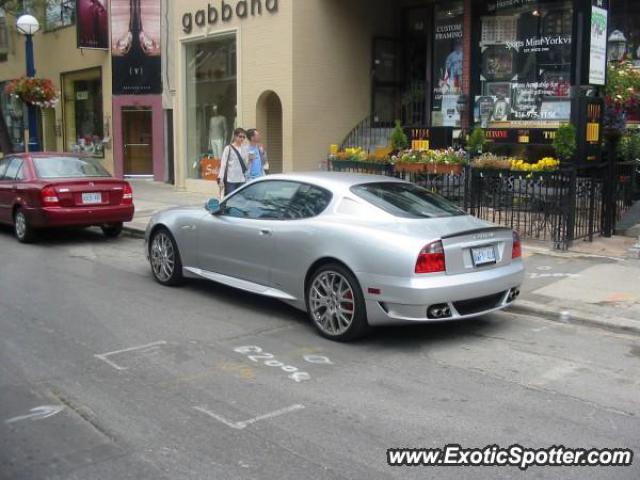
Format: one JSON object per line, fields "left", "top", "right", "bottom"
{"left": 466, "top": 127, "right": 487, "bottom": 156}
{"left": 389, "top": 120, "right": 409, "bottom": 153}
{"left": 553, "top": 123, "right": 577, "bottom": 163}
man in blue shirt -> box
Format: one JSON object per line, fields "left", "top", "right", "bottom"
{"left": 245, "top": 129, "right": 268, "bottom": 180}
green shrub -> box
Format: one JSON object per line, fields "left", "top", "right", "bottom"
{"left": 553, "top": 124, "right": 577, "bottom": 162}
{"left": 389, "top": 120, "right": 408, "bottom": 151}
{"left": 466, "top": 127, "right": 486, "bottom": 155}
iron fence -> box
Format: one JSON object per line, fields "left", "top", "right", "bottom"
{"left": 329, "top": 159, "right": 636, "bottom": 249}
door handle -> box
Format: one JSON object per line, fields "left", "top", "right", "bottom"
{"left": 259, "top": 229, "right": 272, "bottom": 237}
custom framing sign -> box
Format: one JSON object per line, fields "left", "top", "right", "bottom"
{"left": 111, "top": 0, "right": 162, "bottom": 95}
{"left": 76, "top": 0, "right": 109, "bottom": 49}
{"left": 589, "top": 5, "right": 608, "bottom": 85}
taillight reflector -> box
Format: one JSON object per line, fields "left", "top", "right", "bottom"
{"left": 41, "top": 186, "right": 60, "bottom": 207}
{"left": 416, "top": 240, "right": 446, "bottom": 274}
{"left": 122, "top": 182, "right": 133, "bottom": 205}
{"left": 512, "top": 231, "right": 522, "bottom": 259}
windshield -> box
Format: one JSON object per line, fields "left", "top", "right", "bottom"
{"left": 351, "top": 182, "right": 466, "bottom": 219}
{"left": 33, "top": 156, "right": 111, "bottom": 179}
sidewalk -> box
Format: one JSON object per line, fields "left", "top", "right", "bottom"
{"left": 126, "top": 180, "right": 640, "bottom": 335}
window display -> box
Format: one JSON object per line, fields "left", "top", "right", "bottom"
{"left": 62, "top": 69, "right": 104, "bottom": 157}
{"left": 185, "top": 34, "right": 237, "bottom": 180}
{"left": 476, "top": 0, "right": 573, "bottom": 127}
{"left": 431, "top": 1, "right": 464, "bottom": 127}
{"left": 0, "top": 83, "right": 26, "bottom": 152}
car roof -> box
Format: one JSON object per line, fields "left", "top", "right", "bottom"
{"left": 260, "top": 171, "right": 405, "bottom": 192}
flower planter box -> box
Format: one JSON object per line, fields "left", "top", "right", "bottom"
{"left": 395, "top": 162, "right": 427, "bottom": 173}
{"left": 427, "top": 164, "right": 464, "bottom": 175}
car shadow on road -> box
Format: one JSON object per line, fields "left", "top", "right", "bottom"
{"left": 0, "top": 224, "right": 124, "bottom": 246}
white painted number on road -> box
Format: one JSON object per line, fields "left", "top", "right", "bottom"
{"left": 234, "top": 346, "right": 311, "bottom": 383}
{"left": 303, "top": 355, "right": 333, "bottom": 365}
{"left": 5, "top": 405, "right": 64, "bottom": 424}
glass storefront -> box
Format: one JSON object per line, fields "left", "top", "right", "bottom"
{"left": 0, "top": 82, "right": 26, "bottom": 152}
{"left": 62, "top": 68, "right": 104, "bottom": 157}
{"left": 475, "top": 0, "right": 573, "bottom": 128}
{"left": 185, "top": 33, "right": 237, "bottom": 181}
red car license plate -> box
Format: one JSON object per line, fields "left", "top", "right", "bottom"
{"left": 82, "top": 192, "right": 102, "bottom": 204}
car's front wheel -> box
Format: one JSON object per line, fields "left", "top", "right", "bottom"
{"left": 306, "top": 263, "right": 369, "bottom": 341}
{"left": 149, "top": 228, "right": 184, "bottom": 286}
{"left": 14, "top": 208, "right": 36, "bottom": 243}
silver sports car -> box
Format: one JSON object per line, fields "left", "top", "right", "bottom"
{"left": 145, "top": 172, "right": 524, "bottom": 341}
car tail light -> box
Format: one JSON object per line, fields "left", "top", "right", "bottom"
{"left": 416, "top": 240, "right": 446, "bottom": 274}
{"left": 512, "top": 231, "right": 522, "bottom": 259}
{"left": 122, "top": 182, "right": 133, "bottom": 205}
{"left": 41, "top": 186, "right": 60, "bottom": 207}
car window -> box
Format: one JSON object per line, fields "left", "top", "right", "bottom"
{"left": 286, "top": 184, "right": 332, "bottom": 219}
{"left": 0, "top": 157, "right": 14, "bottom": 180}
{"left": 223, "top": 181, "right": 301, "bottom": 220}
{"left": 3, "top": 158, "right": 22, "bottom": 181}
{"left": 351, "top": 182, "right": 465, "bottom": 219}
{"left": 33, "top": 156, "right": 111, "bottom": 179}
{"left": 15, "top": 162, "right": 26, "bottom": 181}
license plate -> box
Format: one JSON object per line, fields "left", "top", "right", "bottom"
{"left": 471, "top": 246, "right": 497, "bottom": 266}
{"left": 82, "top": 192, "right": 102, "bottom": 204}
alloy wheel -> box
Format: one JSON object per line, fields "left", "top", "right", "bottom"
{"left": 309, "top": 271, "right": 356, "bottom": 336}
{"left": 150, "top": 232, "right": 175, "bottom": 282}
{"left": 15, "top": 212, "right": 27, "bottom": 240}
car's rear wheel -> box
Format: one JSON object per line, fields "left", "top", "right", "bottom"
{"left": 14, "top": 208, "right": 36, "bottom": 243}
{"left": 306, "top": 263, "right": 369, "bottom": 341}
{"left": 149, "top": 228, "right": 184, "bottom": 286}
{"left": 101, "top": 222, "right": 123, "bottom": 238}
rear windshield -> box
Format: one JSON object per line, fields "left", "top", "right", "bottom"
{"left": 351, "top": 182, "right": 465, "bottom": 219}
{"left": 33, "top": 156, "right": 111, "bottom": 179}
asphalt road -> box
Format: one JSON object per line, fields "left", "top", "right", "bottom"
{"left": 0, "top": 227, "right": 639, "bottom": 480}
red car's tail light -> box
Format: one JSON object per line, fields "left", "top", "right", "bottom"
{"left": 512, "top": 231, "right": 522, "bottom": 259}
{"left": 41, "top": 186, "right": 60, "bottom": 207}
{"left": 416, "top": 240, "right": 446, "bottom": 274}
{"left": 122, "top": 182, "right": 133, "bottom": 205}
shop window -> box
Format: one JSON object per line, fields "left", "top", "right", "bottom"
{"left": 0, "top": 82, "right": 26, "bottom": 152}
{"left": 431, "top": 1, "right": 464, "bottom": 127}
{"left": 0, "top": 9, "right": 8, "bottom": 62}
{"left": 45, "top": 0, "right": 75, "bottom": 31}
{"left": 62, "top": 69, "right": 104, "bottom": 157}
{"left": 476, "top": 0, "right": 573, "bottom": 128}
{"left": 609, "top": 0, "right": 640, "bottom": 65}
{"left": 185, "top": 33, "right": 237, "bottom": 181}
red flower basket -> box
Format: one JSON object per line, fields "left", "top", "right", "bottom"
{"left": 4, "top": 76, "right": 60, "bottom": 108}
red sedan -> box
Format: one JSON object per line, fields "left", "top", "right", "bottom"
{"left": 0, "top": 153, "right": 134, "bottom": 243}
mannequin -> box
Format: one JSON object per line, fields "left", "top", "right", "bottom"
{"left": 208, "top": 105, "right": 227, "bottom": 158}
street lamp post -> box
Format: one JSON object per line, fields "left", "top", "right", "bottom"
{"left": 16, "top": 14, "right": 41, "bottom": 152}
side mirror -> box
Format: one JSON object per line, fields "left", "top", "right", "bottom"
{"left": 205, "top": 198, "right": 221, "bottom": 214}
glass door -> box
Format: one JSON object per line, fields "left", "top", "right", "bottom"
{"left": 122, "top": 107, "right": 153, "bottom": 176}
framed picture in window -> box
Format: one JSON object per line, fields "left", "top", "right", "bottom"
{"left": 481, "top": 46, "right": 514, "bottom": 81}
{"left": 483, "top": 82, "right": 512, "bottom": 99}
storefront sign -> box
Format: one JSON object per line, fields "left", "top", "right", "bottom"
{"left": 182, "top": 0, "right": 278, "bottom": 34}
{"left": 588, "top": 5, "right": 608, "bottom": 85}
{"left": 111, "top": 0, "right": 162, "bottom": 95}
{"left": 76, "top": 0, "right": 109, "bottom": 49}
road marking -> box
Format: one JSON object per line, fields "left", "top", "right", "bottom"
{"left": 528, "top": 273, "right": 581, "bottom": 279}
{"left": 5, "top": 405, "right": 64, "bottom": 424}
{"left": 303, "top": 355, "right": 333, "bottom": 365}
{"left": 234, "top": 346, "right": 311, "bottom": 383}
{"left": 94, "top": 341, "right": 168, "bottom": 371}
{"left": 193, "top": 404, "right": 305, "bottom": 430}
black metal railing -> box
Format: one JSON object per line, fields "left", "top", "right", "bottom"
{"left": 340, "top": 116, "right": 394, "bottom": 152}
{"left": 328, "top": 159, "right": 635, "bottom": 249}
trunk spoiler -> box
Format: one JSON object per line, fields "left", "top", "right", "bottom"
{"left": 440, "top": 226, "right": 512, "bottom": 240}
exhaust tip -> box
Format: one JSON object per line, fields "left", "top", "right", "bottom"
{"left": 428, "top": 303, "right": 453, "bottom": 319}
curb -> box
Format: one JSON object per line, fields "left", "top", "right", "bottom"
{"left": 122, "top": 225, "right": 146, "bottom": 239}
{"left": 510, "top": 300, "right": 640, "bottom": 336}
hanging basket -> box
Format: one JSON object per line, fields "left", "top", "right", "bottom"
{"left": 4, "top": 76, "right": 60, "bottom": 108}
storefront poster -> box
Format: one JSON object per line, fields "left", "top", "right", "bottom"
{"left": 432, "top": 1, "right": 464, "bottom": 126}
{"left": 111, "top": 0, "right": 162, "bottom": 95}
{"left": 589, "top": 6, "right": 608, "bottom": 86}
{"left": 76, "top": 0, "right": 108, "bottom": 49}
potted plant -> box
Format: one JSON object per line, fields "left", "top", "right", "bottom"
{"left": 389, "top": 120, "right": 409, "bottom": 153}
{"left": 4, "top": 76, "right": 60, "bottom": 108}
{"left": 395, "top": 149, "right": 428, "bottom": 173}
{"left": 466, "top": 127, "right": 486, "bottom": 157}
{"left": 553, "top": 123, "right": 577, "bottom": 163}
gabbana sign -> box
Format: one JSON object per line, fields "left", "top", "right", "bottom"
{"left": 182, "top": 0, "right": 278, "bottom": 34}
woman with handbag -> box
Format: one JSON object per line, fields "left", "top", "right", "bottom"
{"left": 218, "top": 128, "right": 249, "bottom": 197}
